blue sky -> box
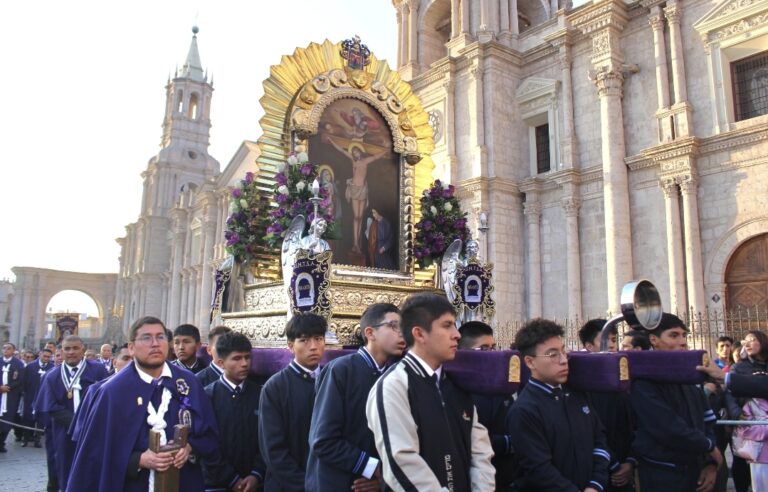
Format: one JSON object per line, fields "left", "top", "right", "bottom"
{"left": 0, "top": 0, "right": 397, "bottom": 311}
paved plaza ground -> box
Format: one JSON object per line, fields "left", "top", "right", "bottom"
{"left": 0, "top": 433, "right": 742, "bottom": 492}
{"left": 0, "top": 437, "right": 48, "bottom": 492}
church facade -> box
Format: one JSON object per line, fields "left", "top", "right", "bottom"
{"left": 7, "top": 0, "right": 768, "bottom": 347}
{"left": 396, "top": 0, "right": 768, "bottom": 321}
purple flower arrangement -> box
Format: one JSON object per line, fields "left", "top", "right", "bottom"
{"left": 224, "top": 171, "right": 270, "bottom": 262}
{"left": 414, "top": 179, "right": 470, "bottom": 268}
{"left": 263, "top": 152, "right": 335, "bottom": 250}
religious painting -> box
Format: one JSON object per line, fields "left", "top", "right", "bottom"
{"left": 309, "top": 98, "right": 400, "bottom": 269}
{"left": 55, "top": 313, "right": 79, "bottom": 343}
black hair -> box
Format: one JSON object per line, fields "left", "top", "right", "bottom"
{"left": 514, "top": 318, "right": 565, "bottom": 358}
{"left": 174, "top": 324, "right": 201, "bottom": 343}
{"left": 360, "top": 303, "right": 400, "bottom": 331}
{"left": 400, "top": 293, "right": 456, "bottom": 348}
{"left": 458, "top": 321, "right": 493, "bottom": 350}
{"left": 41, "top": 348, "right": 53, "bottom": 355}
{"left": 746, "top": 330, "right": 768, "bottom": 361}
{"left": 648, "top": 313, "right": 688, "bottom": 338}
{"left": 208, "top": 325, "right": 233, "bottom": 343}
{"left": 216, "top": 332, "right": 253, "bottom": 360}
{"left": 718, "top": 336, "right": 734, "bottom": 344}
{"left": 129, "top": 316, "right": 167, "bottom": 342}
{"left": 285, "top": 313, "right": 327, "bottom": 342}
{"left": 3, "top": 342, "right": 16, "bottom": 350}
{"left": 116, "top": 343, "right": 130, "bottom": 353}
{"left": 578, "top": 319, "right": 610, "bottom": 347}
{"left": 62, "top": 335, "right": 84, "bottom": 346}
{"left": 623, "top": 330, "right": 651, "bottom": 350}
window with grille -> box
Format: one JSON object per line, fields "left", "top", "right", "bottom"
{"left": 732, "top": 52, "right": 768, "bottom": 122}
{"left": 535, "top": 124, "right": 551, "bottom": 174}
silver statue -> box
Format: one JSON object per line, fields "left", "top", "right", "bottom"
{"left": 299, "top": 217, "right": 331, "bottom": 255}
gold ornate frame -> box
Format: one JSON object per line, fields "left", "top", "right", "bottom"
{"left": 254, "top": 40, "right": 436, "bottom": 285}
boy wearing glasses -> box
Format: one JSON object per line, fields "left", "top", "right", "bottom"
{"left": 507, "top": 318, "right": 609, "bottom": 492}
{"left": 458, "top": 321, "right": 516, "bottom": 490}
{"left": 366, "top": 293, "right": 495, "bottom": 491}
{"left": 259, "top": 313, "right": 327, "bottom": 491}
{"left": 306, "top": 303, "right": 403, "bottom": 491}
{"left": 66, "top": 316, "right": 219, "bottom": 491}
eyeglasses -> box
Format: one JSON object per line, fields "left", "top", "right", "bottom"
{"left": 471, "top": 345, "right": 497, "bottom": 352}
{"left": 374, "top": 320, "right": 402, "bottom": 334}
{"left": 533, "top": 351, "right": 569, "bottom": 362}
{"left": 134, "top": 334, "right": 168, "bottom": 345}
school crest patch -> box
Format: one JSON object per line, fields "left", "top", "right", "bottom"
{"left": 176, "top": 378, "right": 190, "bottom": 396}
{"left": 582, "top": 406, "right": 590, "bottom": 415}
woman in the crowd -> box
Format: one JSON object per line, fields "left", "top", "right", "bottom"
{"left": 725, "top": 330, "right": 768, "bottom": 491}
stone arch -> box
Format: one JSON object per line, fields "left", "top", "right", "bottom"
{"left": 517, "top": 0, "right": 550, "bottom": 32}
{"left": 9, "top": 267, "right": 118, "bottom": 348}
{"left": 419, "top": 0, "right": 451, "bottom": 69}
{"left": 706, "top": 216, "right": 768, "bottom": 307}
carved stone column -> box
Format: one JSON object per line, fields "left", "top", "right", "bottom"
{"left": 664, "top": 1, "right": 687, "bottom": 105}
{"left": 524, "top": 200, "right": 543, "bottom": 318}
{"left": 573, "top": 0, "right": 633, "bottom": 313}
{"left": 562, "top": 197, "right": 583, "bottom": 320}
{"left": 168, "top": 211, "right": 186, "bottom": 330}
{"left": 511, "top": 0, "right": 519, "bottom": 35}
{"left": 648, "top": 7, "right": 673, "bottom": 142}
{"left": 443, "top": 78, "right": 459, "bottom": 180}
{"left": 198, "top": 221, "right": 216, "bottom": 334}
{"left": 187, "top": 268, "right": 199, "bottom": 325}
{"left": 461, "top": 0, "right": 470, "bottom": 34}
{"left": 500, "top": 0, "right": 511, "bottom": 35}
{"left": 661, "top": 179, "right": 687, "bottom": 313}
{"left": 396, "top": 7, "right": 404, "bottom": 67}
{"left": 451, "top": 0, "right": 461, "bottom": 39}
{"left": 179, "top": 270, "right": 189, "bottom": 324}
{"left": 470, "top": 60, "right": 487, "bottom": 176}
{"left": 408, "top": 0, "right": 419, "bottom": 66}
{"left": 680, "top": 175, "right": 706, "bottom": 313}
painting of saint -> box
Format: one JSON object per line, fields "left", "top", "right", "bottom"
{"left": 309, "top": 98, "right": 400, "bottom": 269}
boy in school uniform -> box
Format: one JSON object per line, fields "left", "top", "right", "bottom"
{"left": 306, "top": 303, "right": 404, "bottom": 491}
{"left": 579, "top": 319, "right": 636, "bottom": 491}
{"left": 172, "top": 324, "right": 209, "bottom": 374}
{"left": 507, "top": 319, "right": 610, "bottom": 492}
{"left": 197, "top": 326, "right": 233, "bottom": 387}
{"left": 258, "top": 313, "right": 327, "bottom": 492}
{"left": 366, "top": 293, "right": 495, "bottom": 491}
{"left": 458, "top": 321, "right": 517, "bottom": 490}
{"left": 630, "top": 313, "right": 722, "bottom": 492}
{"left": 204, "top": 331, "right": 265, "bottom": 492}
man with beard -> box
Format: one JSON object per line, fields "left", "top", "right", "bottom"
{"left": 67, "top": 316, "right": 219, "bottom": 491}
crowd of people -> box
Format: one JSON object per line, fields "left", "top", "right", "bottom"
{"left": 0, "top": 292, "right": 767, "bottom": 491}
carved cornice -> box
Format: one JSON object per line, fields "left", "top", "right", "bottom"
{"left": 694, "top": 0, "right": 768, "bottom": 46}
{"left": 642, "top": 137, "right": 699, "bottom": 163}
{"left": 569, "top": 0, "right": 629, "bottom": 35}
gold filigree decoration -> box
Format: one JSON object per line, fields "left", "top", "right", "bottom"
{"left": 508, "top": 355, "right": 521, "bottom": 383}
{"left": 619, "top": 357, "right": 629, "bottom": 381}
{"left": 255, "top": 39, "right": 436, "bottom": 284}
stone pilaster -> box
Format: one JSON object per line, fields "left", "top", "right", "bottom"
{"left": 663, "top": 1, "right": 693, "bottom": 138}
{"left": 443, "top": 78, "right": 459, "bottom": 181}
{"left": 523, "top": 198, "right": 542, "bottom": 318}
{"left": 648, "top": 6, "right": 673, "bottom": 142}
{"left": 450, "top": 0, "right": 461, "bottom": 39}
{"left": 470, "top": 59, "right": 487, "bottom": 177}
{"left": 680, "top": 175, "right": 706, "bottom": 314}
{"left": 660, "top": 178, "right": 687, "bottom": 313}
{"left": 198, "top": 220, "right": 217, "bottom": 334}
{"left": 546, "top": 28, "right": 578, "bottom": 169}
{"left": 168, "top": 209, "right": 187, "bottom": 329}
{"left": 562, "top": 197, "right": 583, "bottom": 320}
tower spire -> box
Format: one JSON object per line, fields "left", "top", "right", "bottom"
{"left": 180, "top": 25, "right": 205, "bottom": 82}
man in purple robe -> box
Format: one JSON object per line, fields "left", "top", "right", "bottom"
{"left": 35, "top": 336, "right": 109, "bottom": 488}
{"left": 0, "top": 342, "right": 25, "bottom": 452}
{"left": 21, "top": 347, "right": 53, "bottom": 448}
{"left": 67, "top": 316, "right": 220, "bottom": 492}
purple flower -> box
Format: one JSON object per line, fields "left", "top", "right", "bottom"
{"left": 300, "top": 164, "right": 312, "bottom": 176}
{"left": 226, "top": 232, "right": 240, "bottom": 246}
{"left": 422, "top": 220, "right": 433, "bottom": 231}
{"left": 436, "top": 216, "right": 446, "bottom": 225}
{"left": 430, "top": 187, "right": 441, "bottom": 198}
{"left": 275, "top": 173, "right": 288, "bottom": 186}
{"left": 273, "top": 208, "right": 285, "bottom": 218}
{"left": 272, "top": 223, "right": 284, "bottom": 234}
{"left": 276, "top": 194, "right": 288, "bottom": 204}
{"left": 442, "top": 185, "right": 455, "bottom": 199}
{"left": 245, "top": 172, "right": 255, "bottom": 184}
{"left": 232, "top": 188, "right": 242, "bottom": 199}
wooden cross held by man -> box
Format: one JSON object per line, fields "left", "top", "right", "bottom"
{"left": 149, "top": 424, "right": 189, "bottom": 492}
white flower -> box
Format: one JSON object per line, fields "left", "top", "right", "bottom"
{"left": 239, "top": 199, "right": 248, "bottom": 209}
{"left": 296, "top": 181, "right": 306, "bottom": 191}
{"left": 229, "top": 201, "right": 238, "bottom": 213}
{"left": 277, "top": 162, "right": 286, "bottom": 172}
{"left": 278, "top": 185, "right": 289, "bottom": 195}
{"left": 444, "top": 202, "right": 453, "bottom": 212}
{"left": 442, "top": 181, "right": 450, "bottom": 189}
{"left": 287, "top": 155, "right": 298, "bottom": 166}
{"left": 297, "top": 152, "right": 309, "bottom": 163}
{"left": 430, "top": 205, "right": 438, "bottom": 215}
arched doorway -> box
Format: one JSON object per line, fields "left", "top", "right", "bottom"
{"left": 45, "top": 290, "right": 102, "bottom": 341}
{"left": 725, "top": 233, "right": 768, "bottom": 312}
